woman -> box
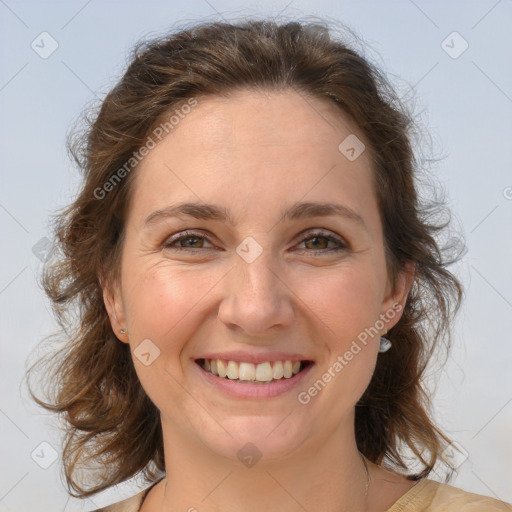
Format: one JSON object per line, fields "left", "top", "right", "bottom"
{"left": 28, "top": 19, "right": 512, "bottom": 512}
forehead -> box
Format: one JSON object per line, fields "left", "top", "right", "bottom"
{"left": 165, "top": 89, "right": 361, "bottom": 151}
{"left": 128, "top": 89, "right": 376, "bottom": 228}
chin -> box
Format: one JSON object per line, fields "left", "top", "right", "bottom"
{"left": 200, "top": 414, "right": 311, "bottom": 465}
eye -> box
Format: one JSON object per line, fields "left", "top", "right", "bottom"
{"left": 163, "top": 230, "right": 216, "bottom": 252}
{"left": 295, "top": 230, "right": 348, "bottom": 255}
{"left": 162, "top": 229, "right": 348, "bottom": 255}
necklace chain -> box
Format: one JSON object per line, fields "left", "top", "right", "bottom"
{"left": 360, "top": 452, "right": 371, "bottom": 499}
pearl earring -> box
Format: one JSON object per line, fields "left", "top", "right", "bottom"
{"left": 379, "top": 332, "right": 392, "bottom": 353}
{"left": 119, "top": 329, "right": 126, "bottom": 334}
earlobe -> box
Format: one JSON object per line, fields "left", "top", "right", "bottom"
{"left": 103, "top": 283, "right": 129, "bottom": 344}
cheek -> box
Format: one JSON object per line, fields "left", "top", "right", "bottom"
{"left": 123, "top": 261, "right": 230, "bottom": 392}
{"left": 121, "top": 265, "right": 217, "bottom": 410}
{"left": 121, "top": 262, "right": 225, "bottom": 355}
{"left": 297, "top": 264, "right": 384, "bottom": 342}
{"left": 295, "top": 266, "right": 382, "bottom": 399}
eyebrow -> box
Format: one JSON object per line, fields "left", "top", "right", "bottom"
{"left": 143, "top": 201, "right": 366, "bottom": 229}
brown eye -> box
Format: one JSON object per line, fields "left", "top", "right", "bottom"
{"left": 163, "top": 231, "right": 215, "bottom": 251}
{"left": 177, "top": 236, "right": 205, "bottom": 248}
{"left": 303, "top": 235, "right": 330, "bottom": 250}
{"left": 296, "top": 230, "right": 348, "bottom": 255}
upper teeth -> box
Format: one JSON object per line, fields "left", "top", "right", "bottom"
{"left": 202, "top": 359, "right": 302, "bottom": 381}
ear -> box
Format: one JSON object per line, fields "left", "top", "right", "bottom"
{"left": 103, "top": 278, "right": 129, "bottom": 344}
{"left": 380, "top": 262, "right": 415, "bottom": 332}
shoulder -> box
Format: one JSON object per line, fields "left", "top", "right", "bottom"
{"left": 387, "top": 479, "right": 512, "bottom": 512}
{"left": 90, "top": 479, "right": 512, "bottom": 512}
{"left": 88, "top": 477, "right": 164, "bottom": 511}
{"left": 89, "top": 485, "right": 153, "bottom": 512}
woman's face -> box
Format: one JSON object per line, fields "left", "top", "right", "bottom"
{"left": 105, "top": 89, "right": 411, "bottom": 462}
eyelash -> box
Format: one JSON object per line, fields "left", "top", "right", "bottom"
{"left": 162, "top": 229, "right": 349, "bottom": 256}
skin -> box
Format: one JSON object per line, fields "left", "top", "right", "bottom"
{"left": 104, "top": 89, "right": 417, "bottom": 512}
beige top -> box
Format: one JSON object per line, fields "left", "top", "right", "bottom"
{"left": 94, "top": 479, "right": 512, "bottom": 512}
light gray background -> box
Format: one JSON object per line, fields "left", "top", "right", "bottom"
{"left": 1, "top": 1, "right": 511, "bottom": 510}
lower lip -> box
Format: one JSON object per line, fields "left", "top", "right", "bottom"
{"left": 193, "top": 361, "right": 314, "bottom": 399}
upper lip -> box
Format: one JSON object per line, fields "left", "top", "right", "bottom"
{"left": 195, "top": 351, "right": 314, "bottom": 364}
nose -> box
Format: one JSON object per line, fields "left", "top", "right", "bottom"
{"left": 217, "top": 252, "right": 295, "bottom": 338}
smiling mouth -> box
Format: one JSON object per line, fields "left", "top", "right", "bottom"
{"left": 195, "top": 358, "right": 313, "bottom": 384}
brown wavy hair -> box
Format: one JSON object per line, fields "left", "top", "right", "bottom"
{"left": 27, "top": 18, "right": 463, "bottom": 497}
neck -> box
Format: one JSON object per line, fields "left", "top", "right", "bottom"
{"left": 156, "top": 416, "right": 371, "bottom": 512}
